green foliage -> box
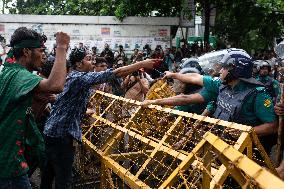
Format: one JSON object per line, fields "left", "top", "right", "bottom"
{"left": 5, "top": 0, "right": 117, "bottom": 15}
{"left": 3, "top": 0, "right": 284, "bottom": 52}
{"left": 213, "top": 0, "right": 284, "bottom": 52}
{"left": 4, "top": 0, "right": 182, "bottom": 19}
{"left": 256, "top": 0, "right": 284, "bottom": 13}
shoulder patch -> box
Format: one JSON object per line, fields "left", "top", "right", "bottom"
{"left": 264, "top": 99, "right": 272, "bottom": 108}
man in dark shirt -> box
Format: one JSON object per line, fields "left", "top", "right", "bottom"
{"left": 100, "top": 43, "right": 114, "bottom": 68}
{"left": 41, "top": 47, "right": 160, "bottom": 189}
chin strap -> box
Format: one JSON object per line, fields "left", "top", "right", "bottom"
{"left": 223, "top": 70, "right": 236, "bottom": 84}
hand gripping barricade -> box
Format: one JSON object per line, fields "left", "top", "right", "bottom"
{"left": 73, "top": 90, "right": 284, "bottom": 189}
{"left": 145, "top": 79, "right": 175, "bottom": 100}
{"left": 79, "top": 79, "right": 175, "bottom": 138}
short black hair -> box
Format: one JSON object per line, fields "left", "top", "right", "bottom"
{"left": 69, "top": 48, "right": 86, "bottom": 69}
{"left": 94, "top": 57, "right": 108, "bottom": 66}
{"left": 10, "top": 27, "right": 44, "bottom": 60}
{"left": 41, "top": 58, "right": 71, "bottom": 77}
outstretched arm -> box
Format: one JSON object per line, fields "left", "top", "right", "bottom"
{"left": 141, "top": 93, "right": 205, "bottom": 107}
{"left": 164, "top": 71, "right": 204, "bottom": 86}
{"left": 113, "top": 59, "right": 161, "bottom": 77}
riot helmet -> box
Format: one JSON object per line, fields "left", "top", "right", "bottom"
{"left": 174, "top": 67, "right": 202, "bottom": 94}
{"left": 257, "top": 60, "right": 271, "bottom": 73}
{"left": 179, "top": 58, "right": 202, "bottom": 73}
{"left": 252, "top": 60, "right": 262, "bottom": 77}
{"left": 220, "top": 49, "right": 252, "bottom": 83}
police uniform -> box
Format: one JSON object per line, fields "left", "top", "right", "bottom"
{"left": 175, "top": 103, "right": 206, "bottom": 115}
{"left": 175, "top": 67, "right": 206, "bottom": 115}
{"left": 199, "top": 76, "right": 277, "bottom": 152}
{"left": 256, "top": 75, "right": 280, "bottom": 100}
{"left": 205, "top": 101, "right": 216, "bottom": 115}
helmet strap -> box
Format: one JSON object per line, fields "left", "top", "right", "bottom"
{"left": 222, "top": 70, "right": 237, "bottom": 84}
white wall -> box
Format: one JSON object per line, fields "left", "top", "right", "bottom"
{"left": 0, "top": 15, "right": 177, "bottom": 53}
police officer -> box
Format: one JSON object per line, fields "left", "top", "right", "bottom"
{"left": 255, "top": 60, "right": 280, "bottom": 102}
{"left": 142, "top": 49, "right": 277, "bottom": 152}
{"left": 252, "top": 60, "right": 261, "bottom": 78}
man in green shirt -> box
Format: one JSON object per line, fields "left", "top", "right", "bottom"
{"left": 142, "top": 49, "right": 277, "bottom": 152}
{"left": 0, "top": 27, "right": 70, "bottom": 188}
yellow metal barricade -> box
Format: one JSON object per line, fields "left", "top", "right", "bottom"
{"left": 145, "top": 79, "right": 175, "bottom": 100}
{"left": 73, "top": 91, "right": 283, "bottom": 189}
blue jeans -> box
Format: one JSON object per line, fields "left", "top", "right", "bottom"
{"left": 0, "top": 175, "right": 31, "bottom": 189}
{"left": 40, "top": 136, "right": 75, "bottom": 189}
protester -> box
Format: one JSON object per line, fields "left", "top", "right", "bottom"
{"left": 123, "top": 69, "right": 149, "bottom": 102}
{"left": 40, "top": 47, "right": 160, "bottom": 189}
{"left": 91, "top": 46, "right": 97, "bottom": 60}
{"left": 0, "top": 27, "right": 70, "bottom": 188}
{"left": 100, "top": 43, "right": 114, "bottom": 68}
{"left": 143, "top": 44, "right": 152, "bottom": 59}
{"left": 114, "top": 45, "right": 127, "bottom": 62}
{"left": 133, "top": 51, "right": 144, "bottom": 63}
{"left": 111, "top": 59, "right": 126, "bottom": 96}
{"left": 93, "top": 57, "right": 112, "bottom": 93}
{"left": 130, "top": 48, "right": 139, "bottom": 63}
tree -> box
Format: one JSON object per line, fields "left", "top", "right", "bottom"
{"left": 4, "top": 0, "right": 284, "bottom": 52}
{"left": 5, "top": 0, "right": 183, "bottom": 20}
{"left": 2, "top": 0, "right": 14, "bottom": 14}
{"left": 213, "top": 0, "right": 284, "bottom": 52}
{"left": 7, "top": 0, "right": 118, "bottom": 15}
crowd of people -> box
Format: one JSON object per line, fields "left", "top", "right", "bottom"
{"left": 0, "top": 26, "right": 284, "bottom": 189}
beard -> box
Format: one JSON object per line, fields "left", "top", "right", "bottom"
{"left": 29, "top": 50, "right": 42, "bottom": 72}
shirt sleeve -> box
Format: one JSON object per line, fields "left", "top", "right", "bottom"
{"left": 199, "top": 88, "right": 218, "bottom": 103}
{"left": 254, "top": 91, "right": 277, "bottom": 123}
{"left": 202, "top": 76, "right": 221, "bottom": 94}
{"left": 81, "top": 69, "right": 115, "bottom": 87}
{"left": 174, "top": 105, "right": 189, "bottom": 112}
{"left": 15, "top": 70, "right": 43, "bottom": 99}
{"left": 206, "top": 101, "right": 216, "bottom": 113}
{"left": 273, "top": 79, "right": 280, "bottom": 97}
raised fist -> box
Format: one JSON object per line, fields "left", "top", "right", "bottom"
{"left": 55, "top": 32, "right": 70, "bottom": 49}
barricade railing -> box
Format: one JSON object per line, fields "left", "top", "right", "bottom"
{"left": 73, "top": 91, "right": 282, "bottom": 189}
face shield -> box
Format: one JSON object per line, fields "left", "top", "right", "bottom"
{"left": 275, "top": 42, "right": 284, "bottom": 59}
